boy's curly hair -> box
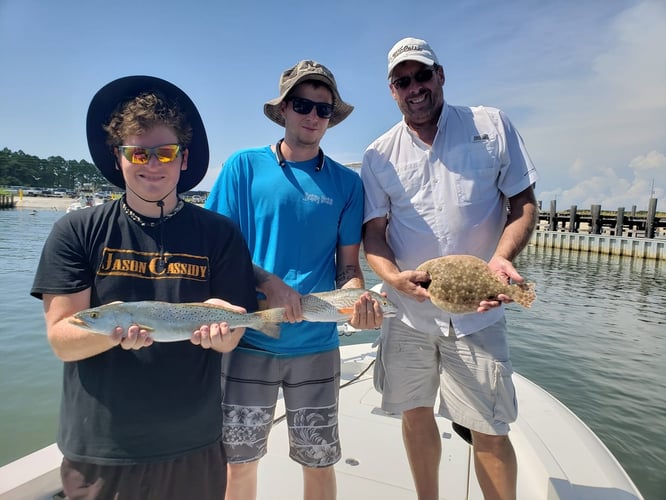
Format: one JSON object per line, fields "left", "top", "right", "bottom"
{"left": 104, "top": 91, "right": 193, "bottom": 148}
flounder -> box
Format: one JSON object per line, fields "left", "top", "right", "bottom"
{"left": 416, "top": 255, "right": 536, "bottom": 314}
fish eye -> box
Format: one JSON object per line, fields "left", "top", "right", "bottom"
{"left": 90, "top": 312, "right": 98, "bottom": 319}
{"left": 418, "top": 279, "right": 432, "bottom": 290}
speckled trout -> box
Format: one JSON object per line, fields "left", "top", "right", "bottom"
{"left": 416, "top": 255, "right": 536, "bottom": 314}
{"left": 298, "top": 289, "right": 398, "bottom": 322}
{"left": 70, "top": 301, "right": 285, "bottom": 341}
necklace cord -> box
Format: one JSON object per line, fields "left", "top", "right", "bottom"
{"left": 275, "top": 139, "right": 325, "bottom": 171}
{"left": 121, "top": 195, "right": 185, "bottom": 273}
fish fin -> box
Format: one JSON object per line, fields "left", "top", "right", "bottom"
{"left": 337, "top": 306, "right": 355, "bottom": 315}
{"left": 255, "top": 322, "right": 281, "bottom": 339}
{"left": 138, "top": 324, "right": 156, "bottom": 332}
{"left": 513, "top": 282, "right": 537, "bottom": 308}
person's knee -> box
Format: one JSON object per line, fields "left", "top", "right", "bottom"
{"left": 303, "top": 465, "right": 335, "bottom": 477}
{"left": 402, "top": 406, "right": 436, "bottom": 433}
{"left": 472, "top": 432, "right": 512, "bottom": 454}
{"left": 403, "top": 406, "right": 433, "bottom": 421}
{"left": 228, "top": 461, "right": 259, "bottom": 480}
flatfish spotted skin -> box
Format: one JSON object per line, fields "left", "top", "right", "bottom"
{"left": 416, "top": 255, "right": 536, "bottom": 314}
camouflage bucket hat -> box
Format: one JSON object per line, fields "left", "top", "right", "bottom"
{"left": 264, "top": 60, "right": 353, "bottom": 128}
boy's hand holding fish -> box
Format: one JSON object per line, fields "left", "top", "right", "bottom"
{"left": 111, "top": 323, "right": 154, "bottom": 351}
{"left": 190, "top": 299, "right": 247, "bottom": 353}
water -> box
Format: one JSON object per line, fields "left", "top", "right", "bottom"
{"left": 1, "top": 208, "right": 664, "bottom": 499}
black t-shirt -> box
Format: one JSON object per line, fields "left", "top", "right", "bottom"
{"left": 31, "top": 199, "right": 257, "bottom": 465}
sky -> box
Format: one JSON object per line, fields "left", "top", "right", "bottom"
{"left": 1, "top": 0, "right": 664, "bottom": 211}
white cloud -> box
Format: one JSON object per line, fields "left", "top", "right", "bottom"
{"left": 540, "top": 150, "right": 665, "bottom": 209}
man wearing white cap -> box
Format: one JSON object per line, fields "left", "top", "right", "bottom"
{"left": 361, "top": 37, "right": 539, "bottom": 499}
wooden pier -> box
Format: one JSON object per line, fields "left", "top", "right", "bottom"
{"left": 537, "top": 198, "right": 664, "bottom": 238}
{"left": 533, "top": 198, "right": 665, "bottom": 260}
{"left": 530, "top": 231, "right": 665, "bottom": 260}
{"left": 0, "top": 194, "right": 16, "bottom": 209}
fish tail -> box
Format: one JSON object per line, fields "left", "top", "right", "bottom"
{"left": 254, "top": 321, "right": 281, "bottom": 339}
{"left": 513, "top": 282, "right": 537, "bottom": 308}
{"left": 249, "top": 308, "right": 285, "bottom": 339}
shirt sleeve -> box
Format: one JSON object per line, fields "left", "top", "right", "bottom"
{"left": 498, "top": 110, "right": 539, "bottom": 197}
{"left": 204, "top": 153, "right": 241, "bottom": 223}
{"left": 360, "top": 147, "right": 390, "bottom": 224}
{"left": 337, "top": 171, "right": 364, "bottom": 247}
{"left": 31, "top": 214, "right": 92, "bottom": 299}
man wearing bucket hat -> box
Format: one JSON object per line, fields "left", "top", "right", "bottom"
{"left": 31, "top": 75, "right": 258, "bottom": 499}
{"left": 361, "top": 38, "right": 539, "bottom": 499}
{"left": 206, "top": 60, "right": 384, "bottom": 500}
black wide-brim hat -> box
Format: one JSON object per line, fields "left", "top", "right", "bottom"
{"left": 86, "top": 75, "right": 209, "bottom": 193}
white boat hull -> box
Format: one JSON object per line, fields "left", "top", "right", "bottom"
{"left": 0, "top": 343, "right": 643, "bottom": 499}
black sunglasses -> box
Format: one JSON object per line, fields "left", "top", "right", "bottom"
{"left": 391, "top": 67, "right": 436, "bottom": 90}
{"left": 289, "top": 97, "right": 334, "bottom": 119}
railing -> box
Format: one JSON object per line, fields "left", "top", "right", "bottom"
{"left": 537, "top": 198, "right": 664, "bottom": 238}
{"left": 0, "top": 194, "right": 16, "bottom": 209}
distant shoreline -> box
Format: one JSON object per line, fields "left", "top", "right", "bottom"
{"left": 13, "top": 195, "right": 204, "bottom": 211}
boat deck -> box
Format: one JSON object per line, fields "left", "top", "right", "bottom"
{"left": 0, "top": 343, "right": 643, "bottom": 499}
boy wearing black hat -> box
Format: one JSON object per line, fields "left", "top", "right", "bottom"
{"left": 31, "top": 76, "right": 257, "bottom": 499}
{"left": 205, "top": 60, "right": 384, "bottom": 500}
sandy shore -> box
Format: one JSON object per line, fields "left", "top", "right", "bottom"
{"left": 14, "top": 196, "right": 78, "bottom": 211}
{"left": 12, "top": 195, "right": 204, "bottom": 211}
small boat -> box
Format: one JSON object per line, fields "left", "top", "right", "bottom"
{"left": 66, "top": 196, "right": 104, "bottom": 213}
{"left": 0, "top": 341, "right": 643, "bottom": 499}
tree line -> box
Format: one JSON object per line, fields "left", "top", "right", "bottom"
{"left": 0, "top": 147, "right": 106, "bottom": 190}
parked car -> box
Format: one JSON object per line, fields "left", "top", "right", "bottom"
{"left": 94, "top": 191, "right": 112, "bottom": 201}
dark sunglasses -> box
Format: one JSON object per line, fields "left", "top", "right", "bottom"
{"left": 118, "top": 144, "right": 181, "bottom": 165}
{"left": 289, "top": 97, "right": 334, "bottom": 119}
{"left": 391, "top": 67, "right": 436, "bottom": 90}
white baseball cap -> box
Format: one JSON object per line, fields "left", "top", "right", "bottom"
{"left": 387, "top": 37, "right": 439, "bottom": 78}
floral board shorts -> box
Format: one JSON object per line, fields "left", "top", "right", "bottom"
{"left": 221, "top": 347, "right": 341, "bottom": 467}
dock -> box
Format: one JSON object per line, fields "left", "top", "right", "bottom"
{"left": 533, "top": 198, "right": 665, "bottom": 260}
{"left": 530, "top": 231, "right": 664, "bottom": 260}
{"left": 0, "top": 194, "right": 16, "bottom": 209}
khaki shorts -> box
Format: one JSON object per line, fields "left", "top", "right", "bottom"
{"left": 375, "top": 317, "right": 517, "bottom": 435}
{"left": 221, "top": 348, "right": 341, "bottom": 467}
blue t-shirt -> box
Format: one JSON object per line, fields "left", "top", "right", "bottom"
{"left": 206, "top": 145, "right": 364, "bottom": 355}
